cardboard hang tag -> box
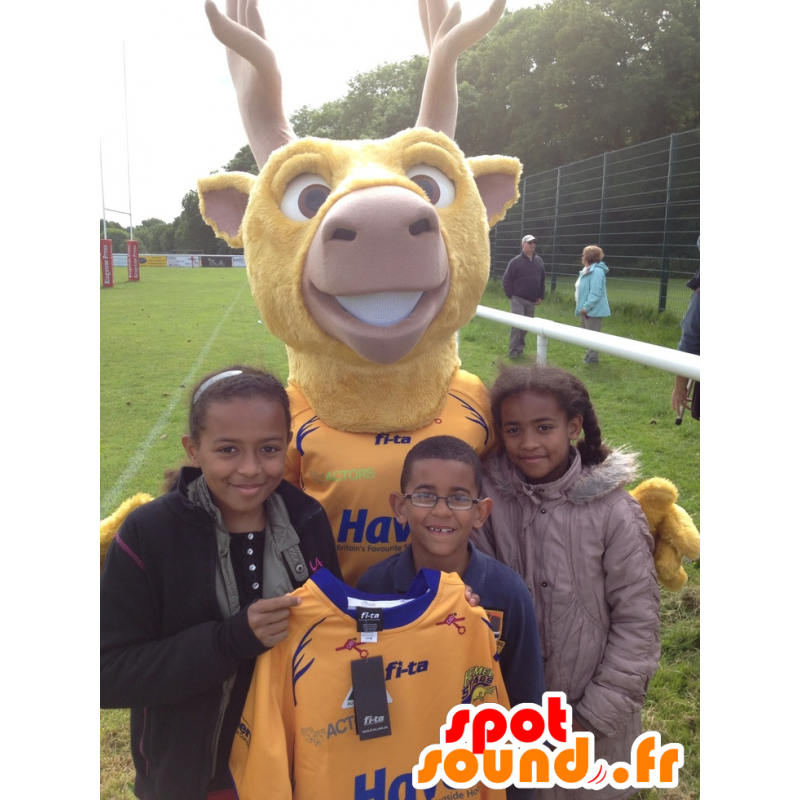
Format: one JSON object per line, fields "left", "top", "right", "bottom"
{"left": 351, "top": 656, "right": 392, "bottom": 740}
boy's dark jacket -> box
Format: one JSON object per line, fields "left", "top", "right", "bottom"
{"left": 356, "top": 542, "right": 545, "bottom": 711}
{"left": 100, "top": 466, "right": 341, "bottom": 800}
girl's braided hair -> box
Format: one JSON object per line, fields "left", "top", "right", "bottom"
{"left": 489, "top": 364, "right": 610, "bottom": 467}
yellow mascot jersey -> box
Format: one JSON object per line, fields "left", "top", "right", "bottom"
{"left": 229, "top": 568, "right": 508, "bottom": 800}
{"left": 284, "top": 370, "right": 493, "bottom": 584}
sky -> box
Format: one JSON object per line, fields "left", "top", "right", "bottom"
{"left": 99, "top": 0, "right": 542, "bottom": 228}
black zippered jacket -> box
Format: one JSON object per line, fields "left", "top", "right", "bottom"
{"left": 502, "top": 252, "right": 546, "bottom": 301}
{"left": 100, "top": 467, "right": 342, "bottom": 800}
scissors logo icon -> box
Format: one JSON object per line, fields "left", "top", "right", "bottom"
{"left": 436, "top": 613, "right": 466, "bottom": 634}
{"left": 335, "top": 638, "right": 369, "bottom": 658}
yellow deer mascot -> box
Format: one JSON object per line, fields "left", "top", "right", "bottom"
{"left": 101, "top": 0, "right": 698, "bottom": 588}
{"left": 196, "top": 0, "right": 519, "bottom": 584}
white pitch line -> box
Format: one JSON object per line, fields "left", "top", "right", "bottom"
{"left": 101, "top": 279, "right": 250, "bottom": 517}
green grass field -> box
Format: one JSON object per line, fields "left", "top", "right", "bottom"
{"left": 101, "top": 267, "right": 699, "bottom": 799}
{"left": 544, "top": 274, "right": 694, "bottom": 319}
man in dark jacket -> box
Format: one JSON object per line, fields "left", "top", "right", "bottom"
{"left": 502, "top": 234, "right": 546, "bottom": 358}
{"left": 672, "top": 270, "right": 700, "bottom": 421}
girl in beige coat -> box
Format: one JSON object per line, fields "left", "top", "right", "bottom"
{"left": 472, "top": 365, "right": 661, "bottom": 800}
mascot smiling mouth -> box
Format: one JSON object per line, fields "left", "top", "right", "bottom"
{"left": 303, "top": 275, "right": 451, "bottom": 366}
{"left": 336, "top": 291, "right": 424, "bottom": 327}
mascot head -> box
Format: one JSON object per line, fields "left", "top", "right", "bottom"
{"left": 198, "top": 0, "right": 521, "bottom": 431}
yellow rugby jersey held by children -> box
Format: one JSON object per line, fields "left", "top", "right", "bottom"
{"left": 284, "top": 370, "right": 493, "bottom": 584}
{"left": 229, "top": 568, "right": 508, "bottom": 800}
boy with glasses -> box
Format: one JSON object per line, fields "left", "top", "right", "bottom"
{"left": 356, "top": 435, "right": 545, "bottom": 714}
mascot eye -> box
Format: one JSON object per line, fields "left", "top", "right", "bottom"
{"left": 280, "top": 174, "right": 332, "bottom": 220}
{"left": 406, "top": 165, "right": 456, "bottom": 208}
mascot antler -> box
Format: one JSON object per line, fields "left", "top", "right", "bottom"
{"left": 204, "top": 0, "right": 296, "bottom": 168}
{"left": 416, "top": 0, "right": 506, "bottom": 136}
{"left": 205, "top": 0, "right": 507, "bottom": 162}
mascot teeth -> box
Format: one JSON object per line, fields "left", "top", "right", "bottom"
{"left": 336, "top": 292, "right": 424, "bottom": 327}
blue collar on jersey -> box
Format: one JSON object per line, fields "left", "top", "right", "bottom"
{"left": 310, "top": 567, "right": 443, "bottom": 629}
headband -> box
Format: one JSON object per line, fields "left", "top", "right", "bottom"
{"left": 192, "top": 370, "right": 243, "bottom": 405}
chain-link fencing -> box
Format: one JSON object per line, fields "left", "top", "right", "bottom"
{"left": 490, "top": 129, "right": 700, "bottom": 318}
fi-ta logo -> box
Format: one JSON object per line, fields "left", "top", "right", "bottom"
{"left": 374, "top": 433, "right": 412, "bottom": 445}
{"left": 385, "top": 660, "right": 429, "bottom": 680}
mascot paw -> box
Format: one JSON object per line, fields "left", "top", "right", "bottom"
{"left": 100, "top": 493, "right": 154, "bottom": 571}
{"left": 629, "top": 478, "right": 700, "bottom": 590}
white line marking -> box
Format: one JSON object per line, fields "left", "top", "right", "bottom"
{"left": 101, "top": 280, "right": 249, "bottom": 516}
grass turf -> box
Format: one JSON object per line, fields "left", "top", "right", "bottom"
{"left": 100, "top": 267, "right": 699, "bottom": 799}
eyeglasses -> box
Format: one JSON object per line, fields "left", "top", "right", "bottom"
{"left": 403, "top": 492, "right": 480, "bottom": 511}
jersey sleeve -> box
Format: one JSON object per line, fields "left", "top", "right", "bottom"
{"left": 284, "top": 443, "right": 302, "bottom": 490}
{"left": 284, "top": 384, "right": 311, "bottom": 490}
{"left": 229, "top": 637, "right": 294, "bottom": 800}
{"left": 454, "top": 370, "right": 494, "bottom": 453}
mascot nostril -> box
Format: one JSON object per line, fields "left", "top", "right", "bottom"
{"left": 409, "top": 218, "right": 433, "bottom": 236}
{"left": 331, "top": 228, "right": 356, "bottom": 242}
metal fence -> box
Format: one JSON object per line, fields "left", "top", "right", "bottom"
{"left": 490, "top": 129, "right": 700, "bottom": 317}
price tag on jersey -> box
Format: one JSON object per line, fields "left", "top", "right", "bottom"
{"left": 351, "top": 656, "right": 392, "bottom": 740}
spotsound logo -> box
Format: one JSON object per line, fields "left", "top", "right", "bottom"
{"left": 412, "top": 695, "right": 684, "bottom": 791}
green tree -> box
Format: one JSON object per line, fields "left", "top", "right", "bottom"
{"left": 158, "top": 220, "right": 176, "bottom": 253}
{"left": 290, "top": 56, "right": 428, "bottom": 140}
{"left": 100, "top": 219, "right": 131, "bottom": 253}
{"left": 224, "top": 145, "right": 258, "bottom": 174}
{"left": 100, "top": 218, "right": 128, "bottom": 235}
{"left": 107, "top": 227, "right": 129, "bottom": 253}
{"left": 174, "top": 191, "right": 219, "bottom": 253}
{"left": 276, "top": 0, "right": 698, "bottom": 177}
{"left": 607, "top": 0, "right": 700, "bottom": 142}
{"left": 455, "top": 0, "right": 699, "bottom": 173}
{"left": 133, "top": 218, "right": 170, "bottom": 253}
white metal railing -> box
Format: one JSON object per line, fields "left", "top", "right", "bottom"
{"left": 474, "top": 305, "right": 700, "bottom": 381}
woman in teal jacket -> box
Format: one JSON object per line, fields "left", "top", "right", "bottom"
{"left": 575, "top": 245, "right": 611, "bottom": 363}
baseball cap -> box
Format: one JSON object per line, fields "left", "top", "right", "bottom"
{"left": 521, "top": 235, "right": 538, "bottom": 245}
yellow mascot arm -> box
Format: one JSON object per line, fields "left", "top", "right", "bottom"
{"left": 629, "top": 478, "right": 700, "bottom": 591}
{"left": 100, "top": 493, "right": 154, "bottom": 572}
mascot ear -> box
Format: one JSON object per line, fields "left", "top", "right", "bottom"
{"left": 468, "top": 156, "right": 522, "bottom": 228}
{"left": 197, "top": 172, "right": 256, "bottom": 248}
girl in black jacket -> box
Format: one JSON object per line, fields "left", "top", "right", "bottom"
{"left": 100, "top": 366, "right": 342, "bottom": 800}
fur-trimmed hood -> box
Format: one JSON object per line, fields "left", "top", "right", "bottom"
{"left": 482, "top": 445, "right": 640, "bottom": 505}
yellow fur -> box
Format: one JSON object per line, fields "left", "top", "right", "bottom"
{"left": 100, "top": 493, "right": 153, "bottom": 572}
{"left": 629, "top": 478, "right": 700, "bottom": 590}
